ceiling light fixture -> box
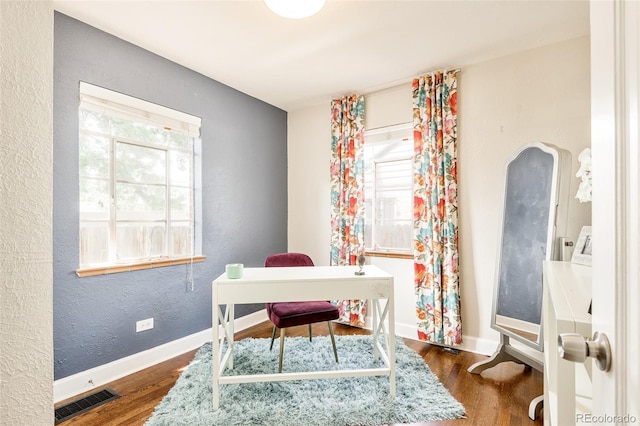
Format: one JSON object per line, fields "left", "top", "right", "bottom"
{"left": 264, "top": 0, "right": 326, "bottom": 19}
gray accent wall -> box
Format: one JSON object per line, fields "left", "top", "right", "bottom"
{"left": 53, "top": 13, "right": 287, "bottom": 380}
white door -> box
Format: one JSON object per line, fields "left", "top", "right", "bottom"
{"left": 590, "top": 0, "right": 639, "bottom": 422}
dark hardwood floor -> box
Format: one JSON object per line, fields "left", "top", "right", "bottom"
{"left": 55, "top": 321, "right": 543, "bottom": 426}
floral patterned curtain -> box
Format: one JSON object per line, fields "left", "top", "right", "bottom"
{"left": 330, "top": 94, "right": 367, "bottom": 327}
{"left": 412, "top": 71, "right": 462, "bottom": 345}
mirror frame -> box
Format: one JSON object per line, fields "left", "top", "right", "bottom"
{"left": 490, "top": 142, "right": 572, "bottom": 351}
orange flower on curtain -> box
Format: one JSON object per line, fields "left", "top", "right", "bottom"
{"left": 412, "top": 71, "right": 462, "bottom": 345}
{"left": 330, "top": 94, "right": 366, "bottom": 327}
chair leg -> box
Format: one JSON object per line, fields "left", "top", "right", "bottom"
{"left": 269, "top": 326, "right": 277, "bottom": 351}
{"left": 278, "top": 327, "right": 286, "bottom": 373}
{"left": 328, "top": 321, "right": 339, "bottom": 363}
{"left": 308, "top": 323, "right": 312, "bottom": 341}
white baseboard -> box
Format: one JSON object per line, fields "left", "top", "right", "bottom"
{"left": 54, "top": 309, "right": 268, "bottom": 403}
{"left": 394, "top": 321, "right": 498, "bottom": 357}
{"left": 397, "top": 325, "right": 542, "bottom": 366}
{"left": 455, "top": 335, "right": 501, "bottom": 357}
{"left": 55, "top": 312, "right": 502, "bottom": 402}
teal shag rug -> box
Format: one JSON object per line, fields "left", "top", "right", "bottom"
{"left": 146, "top": 335, "right": 465, "bottom": 426}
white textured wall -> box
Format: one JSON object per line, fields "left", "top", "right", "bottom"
{"left": 288, "top": 36, "right": 591, "bottom": 354}
{"left": 288, "top": 103, "right": 333, "bottom": 265}
{"left": 0, "top": 1, "right": 54, "bottom": 424}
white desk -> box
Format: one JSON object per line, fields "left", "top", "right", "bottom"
{"left": 211, "top": 264, "right": 395, "bottom": 410}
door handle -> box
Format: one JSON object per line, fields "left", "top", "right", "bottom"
{"left": 558, "top": 331, "right": 612, "bottom": 372}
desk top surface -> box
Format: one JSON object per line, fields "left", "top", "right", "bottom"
{"left": 213, "top": 264, "right": 393, "bottom": 285}
{"left": 544, "top": 260, "right": 592, "bottom": 328}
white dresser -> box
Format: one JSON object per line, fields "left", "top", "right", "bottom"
{"left": 542, "top": 261, "right": 592, "bottom": 425}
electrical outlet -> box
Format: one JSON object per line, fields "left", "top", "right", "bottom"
{"left": 136, "top": 318, "right": 154, "bottom": 332}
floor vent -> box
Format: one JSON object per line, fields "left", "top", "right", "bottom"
{"left": 55, "top": 388, "right": 120, "bottom": 424}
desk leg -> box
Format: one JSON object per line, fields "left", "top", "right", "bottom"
{"left": 212, "top": 292, "right": 220, "bottom": 410}
{"left": 374, "top": 299, "right": 390, "bottom": 346}
{"left": 228, "top": 304, "right": 235, "bottom": 369}
{"left": 372, "top": 298, "right": 379, "bottom": 361}
{"left": 374, "top": 296, "right": 396, "bottom": 400}
{"left": 387, "top": 295, "right": 396, "bottom": 399}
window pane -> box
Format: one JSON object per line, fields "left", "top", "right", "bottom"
{"left": 116, "top": 223, "right": 165, "bottom": 260}
{"left": 116, "top": 182, "right": 166, "bottom": 221}
{"left": 376, "top": 161, "right": 412, "bottom": 191}
{"left": 79, "top": 84, "right": 199, "bottom": 267}
{"left": 170, "top": 222, "right": 192, "bottom": 257}
{"left": 79, "top": 134, "right": 110, "bottom": 179}
{"left": 170, "top": 186, "right": 191, "bottom": 221}
{"left": 80, "top": 222, "right": 109, "bottom": 266}
{"left": 387, "top": 140, "right": 413, "bottom": 159}
{"left": 112, "top": 117, "right": 167, "bottom": 146}
{"left": 167, "top": 132, "right": 190, "bottom": 150}
{"left": 116, "top": 142, "right": 166, "bottom": 185}
{"left": 80, "top": 177, "right": 110, "bottom": 221}
{"left": 79, "top": 109, "right": 110, "bottom": 134}
{"left": 364, "top": 123, "right": 413, "bottom": 252}
{"left": 375, "top": 190, "right": 412, "bottom": 249}
{"left": 169, "top": 151, "right": 191, "bottom": 186}
{"left": 375, "top": 189, "right": 412, "bottom": 221}
{"left": 374, "top": 221, "right": 412, "bottom": 250}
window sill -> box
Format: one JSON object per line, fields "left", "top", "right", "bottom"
{"left": 365, "top": 250, "right": 413, "bottom": 260}
{"left": 76, "top": 255, "right": 206, "bottom": 277}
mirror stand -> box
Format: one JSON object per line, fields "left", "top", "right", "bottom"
{"left": 467, "top": 334, "right": 543, "bottom": 374}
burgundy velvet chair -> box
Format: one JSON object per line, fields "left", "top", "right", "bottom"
{"left": 265, "top": 253, "right": 339, "bottom": 372}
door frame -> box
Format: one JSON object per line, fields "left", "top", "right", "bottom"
{"left": 590, "top": 0, "right": 639, "bottom": 419}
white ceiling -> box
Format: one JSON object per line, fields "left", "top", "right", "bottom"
{"left": 53, "top": 0, "right": 590, "bottom": 112}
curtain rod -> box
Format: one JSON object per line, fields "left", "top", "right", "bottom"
{"left": 362, "top": 68, "right": 461, "bottom": 98}
{"left": 331, "top": 68, "right": 461, "bottom": 101}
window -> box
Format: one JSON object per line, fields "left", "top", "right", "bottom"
{"left": 364, "top": 123, "right": 413, "bottom": 254}
{"left": 78, "top": 82, "right": 202, "bottom": 272}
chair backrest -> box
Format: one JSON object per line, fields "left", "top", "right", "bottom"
{"left": 264, "top": 252, "right": 314, "bottom": 267}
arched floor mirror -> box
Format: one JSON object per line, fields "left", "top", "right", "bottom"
{"left": 468, "top": 142, "right": 572, "bottom": 419}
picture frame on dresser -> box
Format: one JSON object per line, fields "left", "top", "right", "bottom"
{"left": 571, "top": 226, "right": 592, "bottom": 266}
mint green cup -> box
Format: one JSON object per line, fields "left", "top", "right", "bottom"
{"left": 225, "top": 263, "right": 243, "bottom": 279}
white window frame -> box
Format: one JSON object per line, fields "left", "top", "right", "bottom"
{"left": 77, "top": 82, "right": 203, "bottom": 275}
{"left": 364, "top": 122, "right": 413, "bottom": 256}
